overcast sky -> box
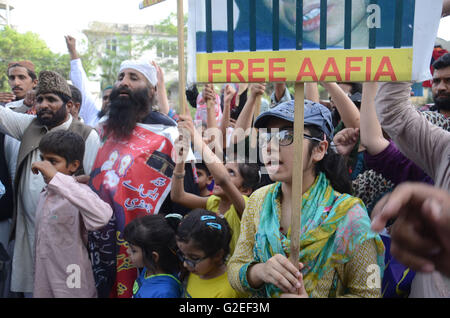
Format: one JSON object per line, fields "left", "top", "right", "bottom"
{"left": 9, "top": 0, "right": 186, "bottom": 53}
{"left": 7, "top": 0, "right": 450, "bottom": 55}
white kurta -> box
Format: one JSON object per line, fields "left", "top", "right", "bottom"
{"left": 70, "top": 58, "right": 101, "bottom": 127}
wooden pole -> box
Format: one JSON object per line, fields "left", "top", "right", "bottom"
{"left": 289, "top": 82, "right": 305, "bottom": 270}
{"left": 177, "top": 0, "right": 187, "bottom": 116}
{"left": 253, "top": 95, "right": 262, "bottom": 119}
{"left": 250, "top": 95, "right": 262, "bottom": 149}
{"left": 206, "top": 97, "right": 216, "bottom": 126}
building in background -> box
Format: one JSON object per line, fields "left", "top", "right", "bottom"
{"left": 0, "top": 0, "right": 13, "bottom": 27}
{"left": 82, "top": 21, "right": 178, "bottom": 89}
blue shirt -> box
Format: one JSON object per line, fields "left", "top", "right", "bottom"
{"left": 133, "top": 269, "right": 183, "bottom": 298}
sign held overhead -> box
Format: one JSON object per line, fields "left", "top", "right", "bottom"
{"left": 139, "top": 0, "right": 166, "bottom": 10}
{"left": 188, "top": 0, "right": 443, "bottom": 84}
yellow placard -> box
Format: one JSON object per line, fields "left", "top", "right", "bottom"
{"left": 139, "top": 0, "right": 166, "bottom": 9}
{"left": 196, "top": 49, "right": 413, "bottom": 83}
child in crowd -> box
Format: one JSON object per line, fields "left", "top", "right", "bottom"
{"left": 31, "top": 130, "right": 113, "bottom": 298}
{"left": 171, "top": 115, "right": 261, "bottom": 259}
{"left": 176, "top": 209, "right": 246, "bottom": 298}
{"left": 123, "top": 214, "right": 185, "bottom": 298}
{"left": 195, "top": 162, "right": 213, "bottom": 197}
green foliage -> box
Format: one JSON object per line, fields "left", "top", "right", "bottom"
{"left": 153, "top": 12, "right": 180, "bottom": 36}
{"left": 85, "top": 13, "right": 188, "bottom": 90}
{"left": 145, "top": 13, "right": 188, "bottom": 74}
{"left": 0, "top": 26, "right": 73, "bottom": 91}
{"left": 91, "top": 33, "right": 145, "bottom": 90}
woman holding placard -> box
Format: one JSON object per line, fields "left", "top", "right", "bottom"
{"left": 227, "top": 99, "right": 385, "bottom": 298}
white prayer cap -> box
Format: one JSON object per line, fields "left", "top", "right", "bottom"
{"left": 119, "top": 60, "right": 157, "bottom": 87}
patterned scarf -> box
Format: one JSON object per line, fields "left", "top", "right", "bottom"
{"left": 254, "top": 173, "right": 385, "bottom": 297}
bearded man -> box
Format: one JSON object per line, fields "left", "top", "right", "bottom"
{"left": 422, "top": 53, "right": 450, "bottom": 132}
{"left": 0, "top": 70, "right": 100, "bottom": 296}
{"left": 88, "top": 60, "right": 198, "bottom": 298}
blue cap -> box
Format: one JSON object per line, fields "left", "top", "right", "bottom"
{"left": 254, "top": 99, "right": 334, "bottom": 140}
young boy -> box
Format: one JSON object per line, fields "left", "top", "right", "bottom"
{"left": 195, "top": 162, "right": 213, "bottom": 197}
{"left": 31, "top": 130, "right": 112, "bottom": 298}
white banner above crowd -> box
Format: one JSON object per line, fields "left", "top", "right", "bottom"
{"left": 187, "top": 0, "right": 443, "bottom": 84}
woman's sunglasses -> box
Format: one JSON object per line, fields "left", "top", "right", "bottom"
{"left": 259, "top": 128, "right": 324, "bottom": 147}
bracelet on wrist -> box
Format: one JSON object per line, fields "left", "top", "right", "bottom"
{"left": 173, "top": 172, "right": 186, "bottom": 179}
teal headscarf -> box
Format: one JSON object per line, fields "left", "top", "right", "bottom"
{"left": 252, "top": 173, "right": 385, "bottom": 297}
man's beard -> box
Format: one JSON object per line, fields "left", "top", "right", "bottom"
{"left": 105, "top": 86, "right": 154, "bottom": 140}
{"left": 433, "top": 92, "right": 450, "bottom": 112}
{"left": 37, "top": 104, "right": 67, "bottom": 128}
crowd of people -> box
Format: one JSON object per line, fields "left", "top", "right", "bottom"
{"left": 0, "top": 6, "right": 449, "bottom": 299}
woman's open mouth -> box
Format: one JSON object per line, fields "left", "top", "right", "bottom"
{"left": 265, "top": 158, "right": 282, "bottom": 174}
{"left": 303, "top": 4, "right": 335, "bottom": 32}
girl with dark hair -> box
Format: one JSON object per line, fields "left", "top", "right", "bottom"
{"left": 228, "top": 99, "right": 385, "bottom": 298}
{"left": 304, "top": 124, "right": 352, "bottom": 194}
{"left": 172, "top": 115, "right": 261, "bottom": 259}
{"left": 176, "top": 209, "right": 246, "bottom": 298}
{"left": 123, "top": 214, "right": 184, "bottom": 298}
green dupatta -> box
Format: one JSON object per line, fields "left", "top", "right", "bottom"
{"left": 251, "top": 173, "right": 384, "bottom": 297}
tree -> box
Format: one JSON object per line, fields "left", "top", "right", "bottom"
{"left": 83, "top": 21, "right": 159, "bottom": 90}
{"left": 144, "top": 12, "right": 189, "bottom": 115}
{"left": 0, "top": 27, "right": 76, "bottom": 91}
{"left": 95, "top": 33, "right": 149, "bottom": 90}
{"left": 83, "top": 14, "right": 187, "bottom": 91}
{"left": 145, "top": 12, "right": 188, "bottom": 73}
